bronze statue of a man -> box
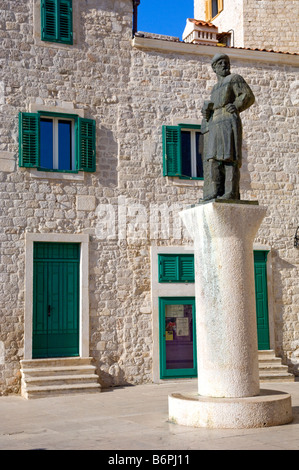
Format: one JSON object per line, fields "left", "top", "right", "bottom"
{"left": 201, "top": 53, "right": 255, "bottom": 201}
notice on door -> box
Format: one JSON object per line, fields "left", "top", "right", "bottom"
{"left": 176, "top": 317, "right": 189, "bottom": 336}
{"left": 165, "top": 331, "right": 173, "bottom": 341}
{"left": 166, "top": 304, "right": 184, "bottom": 317}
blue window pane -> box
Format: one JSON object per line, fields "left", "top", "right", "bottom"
{"left": 58, "top": 120, "right": 72, "bottom": 170}
{"left": 181, "top": 131, "right": 191, "bottom": 177}
{"left": 195, "top": 132, "right": 204, "bottom": 178}
{"left": 40, "top": 118, "right": 53, "bottom": 169}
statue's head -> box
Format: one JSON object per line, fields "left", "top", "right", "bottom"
{"left": 211, "top": 53, "right": 231, "bottom": 77}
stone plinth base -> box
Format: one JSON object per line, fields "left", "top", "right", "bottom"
{"left": 168, "top": 389, "right": 292, "bottom": 429}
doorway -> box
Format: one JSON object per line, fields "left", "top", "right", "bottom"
{"left": 32, "top": 242, "right": 80, "bottom": 358}
{"left": 254, "top": 250, "right": 270, "bottom": 350}
{"left": 159, "top": 297, "right": 197, "bottom": 379}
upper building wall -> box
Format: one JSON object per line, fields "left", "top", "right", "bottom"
{"left": 243, "top": 0, "right": 299, "bottom": 53}
{"left": 193, "top": 0, "right": 299, "bottom": 53}
{"left": 194, "top": 0, "right": 244, "bottom": 47}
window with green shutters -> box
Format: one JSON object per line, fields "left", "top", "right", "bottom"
{"left": 162, "top": 124, "right": 204, "bottom": 180}
{"left": 19, "top": 112, "right": 96, "bottom": 172}
{"left": 158, "top": 254, "right": 195, "bottom": 283}
{"left": 41, "top": 0, "right": 73, "bottom": 45}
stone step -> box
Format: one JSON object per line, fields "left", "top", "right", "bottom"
{"left": 23, "top": 383, "right": 101, "bottom": 399}
{"left": 21, "top": 364, "right": 97, "bottom": 377}
{"left": 259, "top": 358, "right": 283, "bottom": 366}
{"left": 20, "top": 357, "right": 101, "bottom": 399}
{"left": 259, "top": 362, "right": 289, "bottom": 371}
{"left": 258, "top": 350, "right": 295, "bottom": 382}
{"left": 259, "top": 372, "right": 295, "bottom": 382}
{"left": 20, "top": 357, "right": 93, "bottom": 368}
{"left": 258, "top": 350, "right": 277, "bottom": 360}
{"left": 22, "top": 373, "right": 99, "bottom": 387}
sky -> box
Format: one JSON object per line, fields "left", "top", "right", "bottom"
{"left": 138, "top": 0, "right": 194, "bottom": 40}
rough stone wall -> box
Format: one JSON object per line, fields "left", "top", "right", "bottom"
{"left": 0, "top": 0, "right": 136, "bottom": 394}
{"left": 0, "top": 0, "right": 299, "bottom": 394}
{"left": 243, "top": 0, "right": 299, "bottom": 53}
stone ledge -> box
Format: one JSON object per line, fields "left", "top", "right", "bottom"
{"left": 132, "top": 37, "right": 299, "bottom": 67}
{"left": 196, "top": 198, "right": 259, "bottom": 206}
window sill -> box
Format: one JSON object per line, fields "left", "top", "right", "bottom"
{"left": 41, "top": 38, "right": 73, "bottom": 46}
{"left": 28, "top": 168, "right": 85, "bottom": 181}
{"left": 166, "top": 176, "right": 204, "bottom": 187}
{"left": 159, "top": 281, "right": 195, "bottom": 284}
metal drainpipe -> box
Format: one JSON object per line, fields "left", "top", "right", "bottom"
{"left": 132, "top": 0, "right": 141, "bottom": 38}
{"left": 227, "top": 29, "right": 234, "bottom": 47}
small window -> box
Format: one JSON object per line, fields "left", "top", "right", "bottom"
{"left": 206, "top": 0, "right": 223, "bottom": 21}
{"left": 162, "top": 125, "right": 203, "bottom": 179}
{"left": 40, "top": 117, "right": 75, "bottom": 171}
{"left": 41, "top": 0, "right": 73, "bottom": 45}
{"left": 158, "top": 254, "right": 195, "bottom": 283}
{"left": 19, "top": 112, "right": 96, "bottom": 172}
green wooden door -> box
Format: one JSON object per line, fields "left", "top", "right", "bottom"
{"left": 254, "top": 251, "right": 270, "bottom": 350}
{"left": 159, "top": 297, "right": 197, "bottom": 379}
{"left": 33, "top": 242, "right": 80, "bottom": 358}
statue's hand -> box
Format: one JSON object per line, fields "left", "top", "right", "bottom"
{"left": 201, "top": 108, "right": 211, "bottom": 120}
{"left": 226, "top": 103, "right": 237, "bottom": 114}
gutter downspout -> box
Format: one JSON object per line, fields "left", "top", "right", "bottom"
{"left": 132, "top": 0, "right": 141, "bottom": 38}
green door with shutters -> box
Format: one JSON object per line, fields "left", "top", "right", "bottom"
{"left": 33, "top": 242, "right": 80, "bottom": 358}
{"left": 254, "top": 250, "right": 270, "bottom": 350}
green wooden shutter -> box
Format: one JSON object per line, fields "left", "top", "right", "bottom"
{"left": 19, "top": 112, "right": 39, "bottom": 168}
{"left": 58, "top": 0, "right": 73, "bottom": 44}
{"left": 41, "top": 0, "right": 73, "bottom": 44}
{"left": 159, "top": 255, "right": 178, "bottom": 282}
{"left": 159, "top": 254, "right": 195, "bottom": 283}
{"left": 41, "top": 0, "right": 57, "bottom": 42}
{"left": 179, "top": 255, "right": 195, "bottom": 282}
{"left": 162, "top": 126, "right": 182, "bottom": 177}
{"left": 78, "top": 118, "right": 96, "bottom": 172}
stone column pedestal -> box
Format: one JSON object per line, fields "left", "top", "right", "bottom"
{"left": 168, "top": 201, "right": 292, "bottom": 428}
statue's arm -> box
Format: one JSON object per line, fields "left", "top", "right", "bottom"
{"left": 232, "top": 75, "right": 255, "bottom": 113}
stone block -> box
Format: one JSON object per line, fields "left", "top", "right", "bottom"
{"left": 76, "top": 195, "right": 96, "bottom": 211}
{"left": 0, "top": 152, "right": 15, "bottom": 172}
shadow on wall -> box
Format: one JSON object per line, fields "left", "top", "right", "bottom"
{"left": 239, "top": 145, "right": 252, "bottom": 192}
{"left": 96, "top": 362, "right": 131, "bottom": 388}
{"left": 97, "top": 125, "right": 118, "bottom": 188}
{"left": 271, "top": 250, "right": 298, "bottom": 375}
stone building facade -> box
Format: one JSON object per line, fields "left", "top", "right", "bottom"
{"left": 0, "top": 0, "right": 298, "bottom": 396}
{"left": 194, "top": 0, "right": 299, "bottom": 53}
